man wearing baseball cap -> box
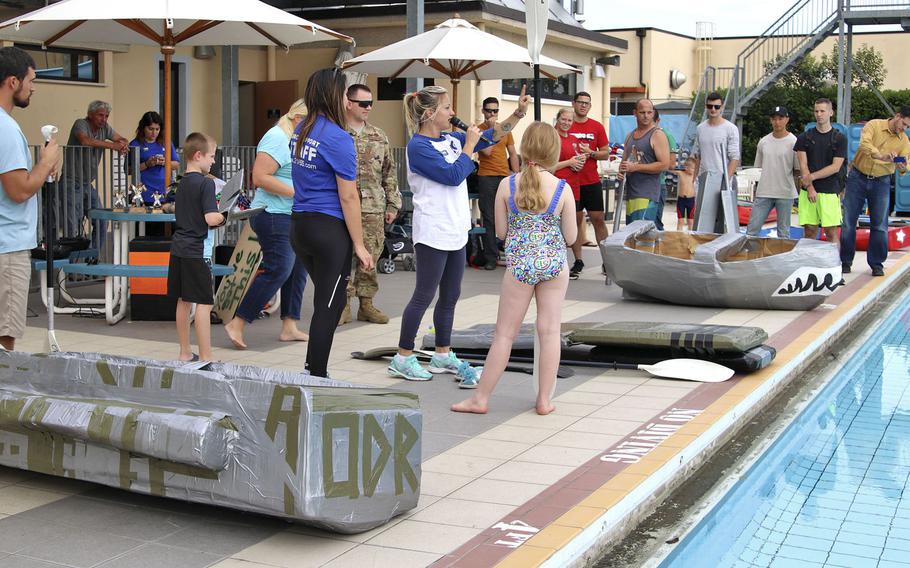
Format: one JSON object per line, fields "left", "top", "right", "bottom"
{"left": 746, "top": 106, "right": 799, "bottom": 237}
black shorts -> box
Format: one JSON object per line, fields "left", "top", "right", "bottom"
{"left": 578, "top": 182, "right": 604, "bottom": 212}
{"left": 167, "top": 256, "right": 214, "bottom": 305}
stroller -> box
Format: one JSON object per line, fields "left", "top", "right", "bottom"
{"left": 377, "top": 190, "right": 416, "bottom": 274}
{"left": 378, "top": 224, "right": 415, "bottom": 273}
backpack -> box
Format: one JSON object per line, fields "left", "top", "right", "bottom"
{"left": 804, "top": 128, "right": 848, "bottom": 191}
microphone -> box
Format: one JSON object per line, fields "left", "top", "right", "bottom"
{"left": 449, "top": 116, "right": 493, "bottom": 144}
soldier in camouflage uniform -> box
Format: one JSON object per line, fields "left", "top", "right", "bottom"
{"left": 340, "top": 84, "right": 401, "bottom": 325}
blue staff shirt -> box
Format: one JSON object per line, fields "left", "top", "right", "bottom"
{"left": 290, "top": 115, "right": 356, "bottom": 220}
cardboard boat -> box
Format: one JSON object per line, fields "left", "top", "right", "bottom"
{"left": 600, "top": 221, "right": 842, "bottom": 310}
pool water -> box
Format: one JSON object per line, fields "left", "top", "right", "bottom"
{"left": 660, "top": 295, "right": 910, "bottom": 568}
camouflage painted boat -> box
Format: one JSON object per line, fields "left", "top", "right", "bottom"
{"left": 600, "top": 221, "right": 842, "bottom": 310}
{"left": 0, "top": 351, "right": 421, "bottom": 533}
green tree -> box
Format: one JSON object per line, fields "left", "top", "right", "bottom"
{"left": 819, "top": 42, "right": 887, "bottom": 89}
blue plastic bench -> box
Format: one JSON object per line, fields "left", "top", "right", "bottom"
{"left": 60, "top": 263, "right": 234, "bottom": 324}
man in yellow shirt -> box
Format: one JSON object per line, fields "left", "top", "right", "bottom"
{"left": 841, "top": 106, "right": 910, "bottom": 277}
{"left": 475, "top": 97, "right": 518, "bottom": 270}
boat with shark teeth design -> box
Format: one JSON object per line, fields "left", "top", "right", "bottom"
{"left": 601, "top": 221, "right": 842, "bottom": 310}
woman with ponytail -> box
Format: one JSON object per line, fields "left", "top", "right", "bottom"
{"left": 287, "top": 69, "right": 373, "bottom": 378}
{"left": 223, "top": 99, "right": 310, "bottom": 350}
{"left": 452, "top": 122, "right": 577, "bottom": 415}
{"left": 389, "top": 85, "right": 530, "bottom": 387}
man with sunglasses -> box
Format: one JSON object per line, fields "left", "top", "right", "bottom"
{"left": 340, "top": 83, "right": 401, "bottom": 325}
{"left": 475, "top": 97, "right": 518, "bottom": 270}
{"left": 568, "top": 91, "right": 610, "bottom": 278}
{"left": 694, "top": 92, "right": 740, "bottom": 204}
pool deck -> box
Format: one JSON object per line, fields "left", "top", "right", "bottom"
{"left": 1, "top": 237, "right": 907, "bottom": 568}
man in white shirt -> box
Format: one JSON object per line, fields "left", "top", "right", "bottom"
{"left": 746, "top": 106, "right": 798, "bottom": 237}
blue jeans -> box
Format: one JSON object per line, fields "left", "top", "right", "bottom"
{"left": 746, "top": 197, "right": 793, "bottom": 237}
{"left": 62, "top": 181, "right": 106, "bottom": 250}
{"left": 841, "top": 169, "right": 891, "bottom": 270}
{"left": 235, "top": 211, "right": 308, "bottom": 323}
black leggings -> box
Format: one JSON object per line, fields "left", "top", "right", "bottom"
{"left": 289, "top": 212, "right": 352, "bottom": 377}
{"left": 398, "top": 244, "right": 466, "bottom": 350}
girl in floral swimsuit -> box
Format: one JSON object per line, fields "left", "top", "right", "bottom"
{"left": 453, "top": 122, "right": 578, "bottom": 416}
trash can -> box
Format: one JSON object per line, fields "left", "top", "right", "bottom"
{"left": 129, "top": 236, "right": 175, "bottom": 321}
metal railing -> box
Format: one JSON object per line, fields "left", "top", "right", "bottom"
{"left": 33, "top": 145, "right": 257, "bottom": 260}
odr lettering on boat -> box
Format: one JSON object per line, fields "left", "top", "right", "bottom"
{"left": 600, "top": 408, "right": 702, "bottom": 464}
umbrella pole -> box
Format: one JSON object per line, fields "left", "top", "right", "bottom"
{"left": 162, "top": 46, "right": 174, "bottom": 186}
{"left": 533, "top": 64, "right": 542, "bottom": 121}
{"left": 451, "top": 78, "right": 459, "bottom": 116}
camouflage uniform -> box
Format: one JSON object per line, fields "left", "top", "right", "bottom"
{"left": 340, "top": 122, "right": 400, "bottom": 324}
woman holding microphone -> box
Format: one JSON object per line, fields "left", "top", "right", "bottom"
{"left": 388, "top": 84, "right": 530, "bottom": 387}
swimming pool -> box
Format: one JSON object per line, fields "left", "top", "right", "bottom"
{"left": 659, "top": 293, "right": 910, "bottom": 568}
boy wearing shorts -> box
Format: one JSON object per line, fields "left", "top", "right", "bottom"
{"left": 168, "top": 132, "right": 225, "bottom": 362}
{"left": 676, "top": 157, "right": 697, "bottom": 231}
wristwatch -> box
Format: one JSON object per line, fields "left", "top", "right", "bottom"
{"left": 588, "top": 152, "right": 596, "bottom": 159}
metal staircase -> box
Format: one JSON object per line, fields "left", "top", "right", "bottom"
{"left": 680, "top": 0, "right": 910, "bottom": 149}
{"left": 731, "top": 0, "right": 843, "bottom": 120}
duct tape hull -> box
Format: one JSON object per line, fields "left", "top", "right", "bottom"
{"left": 600, "top": 221, "right": 842, "bottom": 310}
{"left": 0, "top": 352, "right": 421, "bottom": 533}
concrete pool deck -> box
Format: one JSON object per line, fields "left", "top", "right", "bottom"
{"left": 0, "top": 241, "right": 905, "bottom": 568}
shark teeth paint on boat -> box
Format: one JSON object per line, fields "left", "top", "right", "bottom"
{"left": 773, "top": 266, "right": 842, "bottom": 297}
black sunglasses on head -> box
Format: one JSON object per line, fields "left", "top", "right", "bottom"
{"left": 349, "top": 99, "right": 373, "bottom": 108}
{"left": 482, "top": 108, "right": 499, "bottom": 113}
{"left": 706, "top": 103, "right": 722, "bottom": 110}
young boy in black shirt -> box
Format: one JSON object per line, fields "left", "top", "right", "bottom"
{"left": 168, "top": 132, "right": 225, "bottom": 362}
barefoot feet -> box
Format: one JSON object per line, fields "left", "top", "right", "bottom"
{"left": 223, "top": 319, "right": 247, "bottom": 350}
{"left": 279, "top": 329, "right": 309, "bottom": 342}
{"left": 535, "top": 400, "right": 556, "bottom": 415}
{"left": 451, "top": 397, "right": 489, "bottom": 414}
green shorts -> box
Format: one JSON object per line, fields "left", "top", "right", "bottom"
{"left": 798, "top": 190, "right": 842, "bottom": 228}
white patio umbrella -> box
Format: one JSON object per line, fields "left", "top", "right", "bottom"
{"left": 342, "top": 17, "right": 577, "bottom": 114}
{"left": 0, "top": 0, "right": 353, "bottom": 182}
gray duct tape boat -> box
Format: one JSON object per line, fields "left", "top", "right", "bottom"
{"left": 0, "top": 351, "right": 421, "bottom": 533}
{"left": 600, "top": 221, "right": 842, "bottom": 310}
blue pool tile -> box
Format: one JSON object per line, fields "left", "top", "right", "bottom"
{"left": 881, "top": 547, "right": 910, "bottom": 563}
{"left": 850, "top": 502, "right": 898, "bottom": 517}
{"left": 848, "top": 512, "right": 892, "bottom": 527}
{"left": 782, "top": 533, "right": 832, "bottom": 553}
{"left": 838, "top": 532, "right": 886, "bottom": 549}
{"left": 827, "top": 552, "right": 879, "bottom": 567}
{"left": 789, "top": 524, "right": 836, "bottom": 540}
{"left": 878, "top": 560, "right": 909, "bottom": 568}
{"left": 775, "top": 545, "right": 828, "bottom": 563}
{"left": 839, "top": 521, "right": 889, "bottom": 538}
{"left": 884, "top": 537, "right": 910, "bottom": 553}
{"left": 769, "top": 557, "right": 822, "bottom": 568}
{"left": 831, "top": 540, "right": 885, "bottom": 559}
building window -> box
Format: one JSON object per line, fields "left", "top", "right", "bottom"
{"left": 16, "top": 44, "right": 99, "bottom": 83}
{"left": 377, "top": 77, "right": 435, "bottom": 101}
{"left": 502, "top": 74, "right": 575, "bottom": 102}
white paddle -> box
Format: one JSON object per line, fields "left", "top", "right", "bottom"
{"left": 609, "top": 358, "right": 735, "bottom": 383}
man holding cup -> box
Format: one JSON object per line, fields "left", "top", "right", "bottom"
{"left": 841, "top": 106, "right": 910, "bottom": 277}
{"left": 0, "top": 46, "right": 60, "bottom": 349}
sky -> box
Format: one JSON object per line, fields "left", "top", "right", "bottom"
{"left": 576, "top": 0, "right": 820, "bottom": 37}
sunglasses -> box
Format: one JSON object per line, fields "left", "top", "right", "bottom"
{"left": 574, "top": 100, "right": 592, "bottom": 106}
{"left": 706, "top": 104, "right": 722, "bottom": 110}
{"left": 482, "top": 108, "right": 499, "bottom": 114}
{"left": 349, "top": 99, "right": 373, "bottom": 108}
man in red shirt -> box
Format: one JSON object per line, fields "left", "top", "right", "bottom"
{"left": 568, "top": 91, "right": 610, "bottom": 278}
